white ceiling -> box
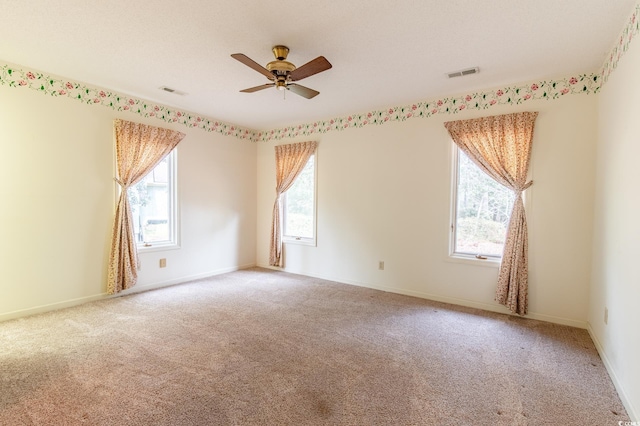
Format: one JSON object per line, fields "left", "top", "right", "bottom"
{"left": 0, "top": 0, "right": 635, "bottom": 130}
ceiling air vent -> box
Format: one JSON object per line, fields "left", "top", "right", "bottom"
{"left": 159, "top": 86, "right": 186, "bottom": 95}
{"left": 447, "top": 67, "right": 479, "bottom": 79}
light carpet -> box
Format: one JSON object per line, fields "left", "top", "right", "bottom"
{"left": 0, "top": 267, "right": 629, "bottom": 425}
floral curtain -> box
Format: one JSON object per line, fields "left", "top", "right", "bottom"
{"left": 444, "top": 112, "right": 538, "bottom": 315}
{"left": 108, "top": 119, "right": 186, "bottom": 294}
{"left": 269, "top": 141, "right": 318, "bottom": 267}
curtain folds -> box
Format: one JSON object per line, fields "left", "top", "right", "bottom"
{"left": 107, "top": 119, "right": 185, "bottom": 294}
{"left": 444, "top": 112, "right": 538, "bottom": 315}
{"left": 269, "top": 141, "right": 317, "bottom": 267}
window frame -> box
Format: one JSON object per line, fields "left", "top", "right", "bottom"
{"left": 282, "top": 152, "right": 317, "bottom": 247}
{"left": 127, "top": 149, "right": 180, "bottom": 253}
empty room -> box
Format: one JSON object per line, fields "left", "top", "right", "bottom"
{"left": 1, "top": 0, "right": 639, "bottom": 424}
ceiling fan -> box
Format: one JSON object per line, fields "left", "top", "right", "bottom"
{"left": 231, "top": 45, "right": 332, "bottom": 99}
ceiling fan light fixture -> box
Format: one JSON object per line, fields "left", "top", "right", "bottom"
{"left": 276, "top": 80, "right": 287, "bottom": 91}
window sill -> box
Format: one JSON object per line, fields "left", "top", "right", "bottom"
{"left": 445, "top": 254, "right": 501, "bottom": 268}
{"left": 137, "top": 243, "right": 180, "bottom": 253}
{"left": 283, "top": 237, "right": 316, "bottom": 247}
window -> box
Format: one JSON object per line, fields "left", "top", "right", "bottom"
{"left": 451, "top": 146, "right": 514, "bottom": 259}
{"left": 128, "top": 150, "right": 178, "bottom": 250}
{"left": 282, "top": 154, "right": 316, "bottom": 245}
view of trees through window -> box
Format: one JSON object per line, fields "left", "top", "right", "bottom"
{"left": 455, "top": 149, "right": 514, "bottom": 257}
{"left": 283, "top": 155, "right": 315, "bottom": 239}
{"left": 128, "top": 154, "right": 173, "bottom": 246}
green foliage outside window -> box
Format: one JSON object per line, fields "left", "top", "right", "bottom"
{"left": 455, "top": 150, "right": 515, "bottom": 257}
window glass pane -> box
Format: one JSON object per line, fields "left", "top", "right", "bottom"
{"left": 283, "top": 155, "right": 315, "bottom": 239}
{"left": 128, "top": 153, "right": 174, "bottom": 246}
{"left": 455, "top": 149, "right": 514, "bottom": 257}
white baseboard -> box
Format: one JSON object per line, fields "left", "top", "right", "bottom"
{"left": 0, "top": 293, "right": 109, "bottom": 323}
{"left": 0, "top": 263, "right": 256, "bottom": 323}
{"left": 257, "top": 263, "right": 588, "bottom": 329}
{"left": 587, "top": 324, "right": 638, "bottom": 421}
{"left": 119, "top": 263, "right": 256, "bottom": 296}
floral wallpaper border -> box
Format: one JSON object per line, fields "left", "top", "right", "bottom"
{"left": 256, "top": 73, "right": 600, "bottom": 142}
{"left": 0, "top": 62, "right": 609, "bottom": 144}
{"left": 0, "top": 62, "right": 257, "bottom": 142}
{"left": 600, "top": 1, "right": 640, "bottom": 86}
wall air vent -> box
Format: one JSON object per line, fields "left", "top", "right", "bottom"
{"left": 447, "top": 67, "right": 479, "bottom": 79}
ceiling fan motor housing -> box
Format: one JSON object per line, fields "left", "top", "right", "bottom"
{"left": 266, "top": 60, "right": 296, "bottom": 75}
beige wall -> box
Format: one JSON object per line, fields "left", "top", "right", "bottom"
{"left": 0, "top": 85, "right": 257, "bottom": 320}
{"left": 256, "top": 94, "right": 598, "bottom": 327}
{"left": 590, "top": 24, "right": 640, "bottom": 419}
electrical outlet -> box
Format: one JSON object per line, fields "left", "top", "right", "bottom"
{"left": 159, "top": 258, "right": 167, "bottom": 268}
{"left": 378, "top": 261, "right": 384, "bottom": 270}
{"left": 604, "top": 307, "right": 608, "bottom": 325}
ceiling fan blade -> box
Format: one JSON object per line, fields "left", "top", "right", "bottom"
{"left": 240, "top": 83, "right": 275, "bottom": 93}
{"left": 287, "top": 83, "right": 320, "bottom": 99}
{"left": 231, "top": 53, "right": 275, "bottom": 80}
{"left": 289, "top": 56, "right": 332, "bottom": 82}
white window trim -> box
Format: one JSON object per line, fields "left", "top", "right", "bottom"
{"left": 447, "top": 143, "right": 531, "bottom": 267}
{"left": 115, "top": 149, "right": 180, "bottom": 253}
{"left": 282, "top": 153, "right": 317, "bottom": 247}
